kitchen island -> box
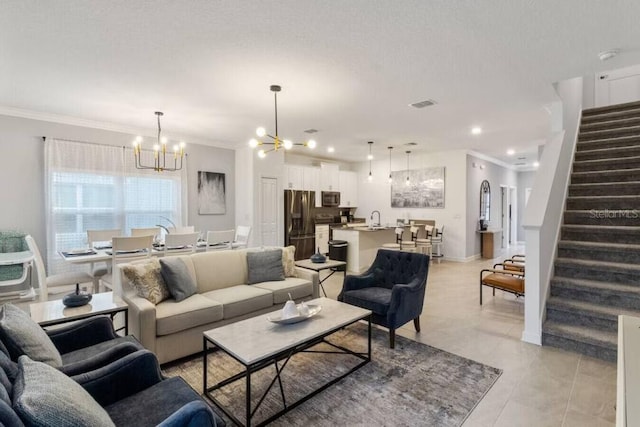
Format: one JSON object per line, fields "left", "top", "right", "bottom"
{"left": 332, "top": 226, "right": 396, "bottom": 273}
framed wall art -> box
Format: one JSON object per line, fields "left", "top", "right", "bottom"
{"left": 390, "top": 167, "right": 445, "bottom": 208}
{"left": 198, "top": 171, "right": 226, "bottom": 214}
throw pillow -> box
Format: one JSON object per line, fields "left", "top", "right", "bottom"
{"left": 13, "top": 355, "right": 115, "bottom": 427}
{"left": 159, "top": 258, "right": 198, "bottom": 302}
{"left": 282, "top": 245, "right": 297, "bottom": 277}
{"left": 247, "top": 249, "right": 285, "bottom": 284}
{"left": 0, "top": 304, "right": 62, "bottom": 369}
{"left": 121, "top": 259, "right": 170, "bottom": 305}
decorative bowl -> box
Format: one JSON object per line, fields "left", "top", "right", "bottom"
{"left": 310, "top": 252, "right": 327, "bottom": 263}
{"left": 267, "top": 304, "right": 322, "bottom": 324}
{"left": 62, "top": 292, "right": 92, "bottom": 308}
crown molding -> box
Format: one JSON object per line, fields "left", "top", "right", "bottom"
{"left": 0, "top": 105, "right": 232, "bottom": 149}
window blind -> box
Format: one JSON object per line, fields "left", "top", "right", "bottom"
{"left": 44, "top": 138, "right": 187, "bottom": 274}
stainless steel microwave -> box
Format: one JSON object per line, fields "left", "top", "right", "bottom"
{"left": 321, "top": 191, "right": 340, "bottom": 207}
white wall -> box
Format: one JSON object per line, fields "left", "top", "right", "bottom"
{"left": 466, "top": 155, "right": 518, "bottom": 258}
{"left": 0, "top": 114, "right": 235, "bottom": 268}
{"left": 353, "top": 149, "right": 468, "bottom": 261}
{"left": 517, "top": 171, "right": 537, "bottom": 241}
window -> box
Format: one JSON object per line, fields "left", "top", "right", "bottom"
{"left": 45, "top": 139, "right": 186, "bottom": 274}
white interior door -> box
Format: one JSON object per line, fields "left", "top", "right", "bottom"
{"left": 595, "top": 64, "right": 640, "bottom": 107}
{"left": 260, "top": 177, "right": 278, "bottom": 246}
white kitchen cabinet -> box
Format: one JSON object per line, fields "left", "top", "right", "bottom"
{"left": 320, "top": 163, "right": 340, "bottom": 191}
{"left": 303, "top": 166, "right": 322, "bottom": 207}
{"left": 339, "top": 171, "right": 358, "bottom": 207}
{"left": 315, "top": 225, "right": 330, "bottom": 254}
{"left": 284, "top": 165, "right": 303, "bottom": 190}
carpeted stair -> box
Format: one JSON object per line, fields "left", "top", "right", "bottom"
{"left": 542, "top": 100, "right": 640, "bottom": 362}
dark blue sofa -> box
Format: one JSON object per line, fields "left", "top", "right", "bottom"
{"left": 338, "top": 249, "right": 430, "bottom": 348}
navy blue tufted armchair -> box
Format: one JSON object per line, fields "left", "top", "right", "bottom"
{"left": 338, "top": 249, "right": 429, "bottom": 348}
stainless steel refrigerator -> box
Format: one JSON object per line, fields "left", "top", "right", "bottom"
{"left": 284, "top": 190, "right": 316, "bottom": 260}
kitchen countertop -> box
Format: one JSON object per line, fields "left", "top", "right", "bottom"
{"left": 331, "top": 225, "right": 392, "bottom": 232}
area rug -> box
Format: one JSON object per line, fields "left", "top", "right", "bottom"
{"left": 162, "top": 323, "right": 501, "bottom": 427}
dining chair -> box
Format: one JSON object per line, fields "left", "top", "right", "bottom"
{"left": 163, "top": 232, "right": 200, "bottom": 255}
{"left": 431, "top": 226, "right": 445, "bottom": 261}
{"left": 206, "top": 230, "right": 235, "bottom": 251}
{"left": 168, "top": 226, "right": 195, "bottom": 234}
{"left": 86, "top": 229, "right": 121, "bottom": 291}
{"left": 130, "top": 227, "right": 160, "bottom": 238}
{"left": 25, "top": 235, "right": 93, "bottom": 301}
{"left": 231, "top": 225, "right": 252, "bottom": 249}
{"left": 99, "top": 235, "right": 153, "bottom": 292}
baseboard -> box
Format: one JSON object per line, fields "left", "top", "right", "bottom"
{"left": 440, "top": 254, "right": 481, "bottom": 263}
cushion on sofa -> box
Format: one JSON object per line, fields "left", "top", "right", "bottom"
{"left": 0, "top": 304, "right": 63, "bottom": 369}
{"left": 282, "top": 245, "right": 297, "bottom": 277}
{"left": 121, "top": 259, "right": 170, "bottom": 305}
{"left": 253, "top": 278, "right": 313, "bottom": 304}
{"left": 155, "top": 295, "right": 224, "bottom": 336}
{"left": 191, "top": 251, "right": 248, "bottom": 292}
{"left": 247, "top": 249, "right": 284, "bottom": 284}
{"left": 159, "top": 258, "right": 198, "bottom": 302}
{"left": 202, "top": 286, "right": 273, "bottom": 320}
{"left": 13, "top": 355, "right": 115, "bottom": 427}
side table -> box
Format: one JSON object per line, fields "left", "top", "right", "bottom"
{"left": 29, "top": 291, "right": 129, "bottom": 335}
{"left": 295, "top": 258, "right": 347, "bottom": 297}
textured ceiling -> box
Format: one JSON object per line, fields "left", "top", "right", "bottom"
{"left": 1, "top": 1, "right": 640, "bottom": 165}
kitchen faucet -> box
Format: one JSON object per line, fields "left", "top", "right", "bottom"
{"left": 371, "top": 210, "right": 381, "bottom": 227}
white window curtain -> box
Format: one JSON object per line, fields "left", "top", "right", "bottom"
{"left": 44, "top": 138, "right": 188, "bottom": 274}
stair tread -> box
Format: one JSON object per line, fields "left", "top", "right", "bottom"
{"left": 543, "top": 320, "right": 617, "bottom": 346}
{"left": 569, "top": 181, "right": 640, "bottom": 187}
{"left": 581, "top": 117, "right": 640, "bottom": 129}
{"left": 583, "top": 101, "right": 640, "bottom": 116}
{"left": 552, "top": 276, "right": 640, "bottom": 295}
{"left": 566, "top": 194, "right": 640, "bottom": 199}
{"left": 577, "top": 134, "right": 640, "bottom": 146}
{"left": 562, "top": 224, "right": 640, "bottom": 231}
{"left": 556, "top": 256, "right": 640, "bottom": 272}
{"left": 572, "top": 166, "right": 640, "bottom": 175}
{"left": 573, "top": 154, "right": 640, "bottom": 164}
{"left": 575, "top": 145, "right": 640, "bottom": 155}
{"left": 558, "top": 239, "right": 640, "bottom": 251}
{"left": 579, "top": 124, "right": 640, "bottom": 136}
{"left": 547, "top": 295, "right": 640, "bottom": 318}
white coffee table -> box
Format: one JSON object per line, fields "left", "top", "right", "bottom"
{"left": 203, "top": 297, "right": 371, "bottom": 427}
{"left": 29, "top": 291, "right": 128, "bottom": 335}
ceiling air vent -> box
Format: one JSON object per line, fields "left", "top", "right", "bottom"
{"left": 304, "top": 129, "right": 318, "bottom": 134}
{"left": 517, "top": 156, "right": 526, "bottom": 160}
{"left": 405, "top": 142, "right": 418, "bottom": 146}
{"left": 410, "top": 99, "right": 437, "bottom": 109}
{"left": 514, "top": 162, "right": 526, "bottom": 166}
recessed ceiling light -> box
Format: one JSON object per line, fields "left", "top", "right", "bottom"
{"left": 507, "top": 149, "right": 515, "bottom": 156}
{"left": 405, "top": 142, "right": 418, "bottom": 146}
{"left": 327, "top": 146, "right": 335, "bottom": 153}
{"left": 471, "top": 127, "right": 482, "bottom": 135}
{"left": 533, "top": 161, "right": 540, "bottom": 167}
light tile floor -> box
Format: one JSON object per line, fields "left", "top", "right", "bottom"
{"left": 320, "top": 247, "right": 616, "bottom": 427}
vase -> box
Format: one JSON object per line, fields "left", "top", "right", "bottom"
{"left": 310, "top": 247, "right": 327, "bottom": 263}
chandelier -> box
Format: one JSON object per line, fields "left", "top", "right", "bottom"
{"left": 249, "top": 85, "right": 317, "bottom": 158}
{"left": 132, "top": 112, "right": 186, "bottom": 172}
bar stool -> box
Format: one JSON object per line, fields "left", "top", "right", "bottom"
{"left": 400, "top": 226, "right": 419, "bottom": 252}
{"left": 381, "top": 228, "right": 404, "bottom": 250}
{"left": 431, "top": 226, "right": 445, "bottom": 261}
{"left": 415, "top": 225, "right": 433, "bottom": 256}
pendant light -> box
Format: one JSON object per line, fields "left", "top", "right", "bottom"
{"left": 367, "top": 141, "right": 374, "bottom": 182}
{"left": 388, "top": 146, "right": 393, "bottom": 183}
{"left": 405, "top": 150, "right": 411, "bottom": 186}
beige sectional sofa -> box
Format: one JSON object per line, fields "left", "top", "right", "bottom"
{"left": 114, "top": 249, "right": 319, "bottom": 364}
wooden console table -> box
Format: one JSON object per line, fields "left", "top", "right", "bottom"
{"left": 478, "top": 230, "right": 502, "bottom": 259}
